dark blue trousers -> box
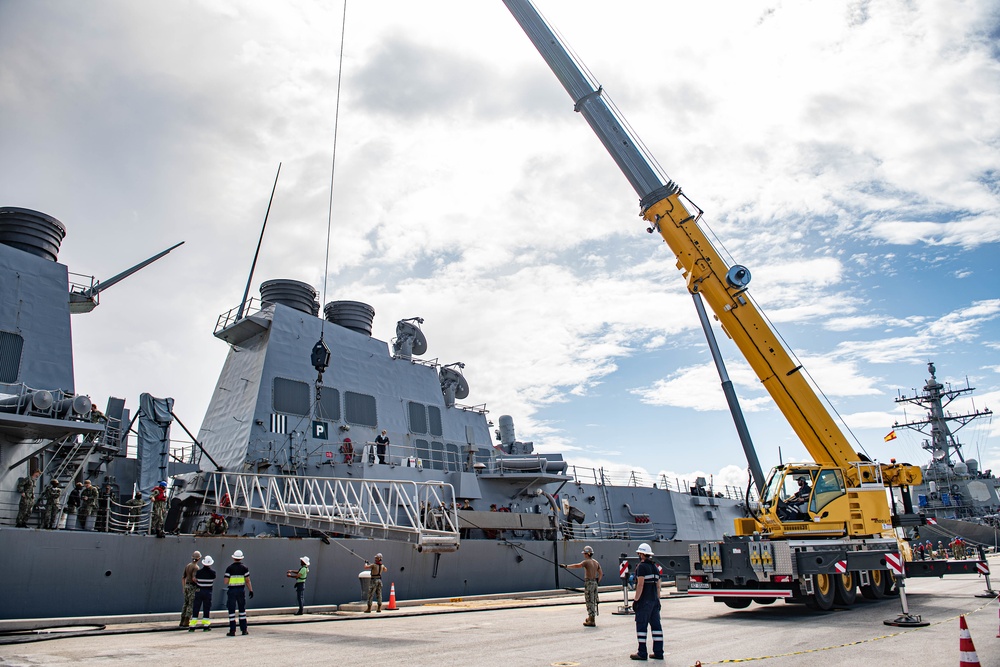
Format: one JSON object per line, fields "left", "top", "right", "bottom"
{"left": 227, "top": 588, "right": 247, "bottom": 633}
{"left": 634, "top": 599, "right": 663, "bottom": 658}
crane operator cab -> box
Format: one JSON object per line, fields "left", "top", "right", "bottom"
{"left": 761, "top": 466, "right": 848, "bottom": 523}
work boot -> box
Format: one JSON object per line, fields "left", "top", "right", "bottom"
{"left": 226, "top": 632, "right": 236, "bottom": 637}
{"left": 365, "top": 604, "right": 372, "bottom": 613}
{"left": 629, "top": 653, "right": 647, "bottom": 661}
{"left": 583, "top": 616, "right": 595, "bottom": 627}
{"left": 650, "top": 655, "right": 664, "bottom": 661}
{"left": 377, "top": 603, "right": 382, "bottom": 613}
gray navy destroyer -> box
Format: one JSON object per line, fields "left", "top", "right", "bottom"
{"left": 895, "top": 363, "right": 998, "bottom": 536}
{"left": 0, "top": 206, "right": 746, "bottom": 620}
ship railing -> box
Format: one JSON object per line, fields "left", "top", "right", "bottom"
{"left": 214, "top": 297, "right": 264, "bottom": 333}
{"left": 559, "top": 517, "right": 658, "bottom": 541}
{"left": 204, "top": 472, "right": 460, "bottom": 551}
{"left": 565, "top": 465, "right": 744, "bottom": 500}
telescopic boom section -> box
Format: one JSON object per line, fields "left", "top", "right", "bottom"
{"left": 502, "top": 0, "right": 918, "bottom": 485}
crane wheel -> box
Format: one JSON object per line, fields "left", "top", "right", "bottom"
{"left": 833, "top": 572, "right": 857, "bottom": 605}
{"left": 860, "top": 569, "right": 887, "bottom": 600}
{"left": 805, "top": 573, "right": 835, "bottom": 610}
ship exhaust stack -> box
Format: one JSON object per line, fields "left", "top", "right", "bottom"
{"left": 260, "top": 279, "right": 319, "bottom": 316}
{"left": 0, "top": 207, "right": 66, "bottom": 261}
{"left": 324, "top": 300, "right": 375, "bottom": 336}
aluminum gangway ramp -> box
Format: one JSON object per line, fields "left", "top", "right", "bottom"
{"left": 204, "top": 472, "right": 460, "bottom": 552}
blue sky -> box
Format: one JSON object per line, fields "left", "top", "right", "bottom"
{"left": 1, "top": 0, "right": 998, "bottom": 491}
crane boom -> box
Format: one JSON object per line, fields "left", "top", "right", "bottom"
{"left": 501, "top": 0, "right": 920, "bottom": 487}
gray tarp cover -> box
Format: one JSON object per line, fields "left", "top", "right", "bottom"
{"left": 137, "top": 393, "right": 174, "bottom": 493}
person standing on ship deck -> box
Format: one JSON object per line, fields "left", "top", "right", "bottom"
{"left": 78, "top": 479, "right": 98, "bottom": 530}
{"left": 630, "top": 543, "right": 663, "bottom": 661}
{"left": 224, "top": 550, "right": 253, "bottom": 636}
{"left": 15, "top": 470, "right": 40, "bottom": 527}
{"left": 41, "top": 479, "right": 61, "bottom": 529}
{"left": 561, "top": 545, "right": 604, "bottom": 626}
{"left": 374, "top": 430, "right": 389, "bottom": 464}
{"left": 150, "top": 481, "right": 168, "bottom": 537}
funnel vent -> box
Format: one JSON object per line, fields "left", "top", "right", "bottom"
{"left": 0, "top": 207, "right": 66, "bottom": 262}
{"left": 260, "top": 279, "right": 319, "bottom": 315}
{"left": 324, "top": 300, "right": 375, "bottom": 336}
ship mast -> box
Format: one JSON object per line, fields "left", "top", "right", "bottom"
{"left": 894, "top": 362, "right": 993, "bottom": 466}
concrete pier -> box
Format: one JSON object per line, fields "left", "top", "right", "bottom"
{"left": 1, "top": 567, "right": 998, "bottom": 666}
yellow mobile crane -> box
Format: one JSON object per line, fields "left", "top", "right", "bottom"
{"left": 500, "top": 1, "right": 988, "bottom": 611}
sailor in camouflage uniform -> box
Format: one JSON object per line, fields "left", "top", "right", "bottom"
{"left": 41, "top": 479, "right": 62, "bottom": 529}
{"left": 150, "top": 481, "right": 168, "bottom": 537}
{"left": 78, "top": 480, "right": 99, "bottom": 530}
{"left": 15, "top": 470, "right": 41, "bottom": 527}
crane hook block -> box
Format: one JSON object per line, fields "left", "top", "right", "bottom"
{"left": 311, "top": 338, "right": 332, "bottom": 375}
{"left": 726, "top": 265, "right": 752, "bottom": 290}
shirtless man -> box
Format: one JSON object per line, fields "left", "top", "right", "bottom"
{"left": 562, "top": 546, "right": 604, "bottom": 626}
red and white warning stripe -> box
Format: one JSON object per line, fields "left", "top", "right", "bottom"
{"left": 834, "top": 560, "right": 847, "bottom": 574}
{"left": 620, "top": 560, "right": 629, "bottom": 578}
{"left": 885, "top": 552, "right": 904, "bottom": 576}
{"left": 976, "top": 561, "right": 990, "bottom": 576}
{"left": 926, "top": 517, "right": 938, "bottom": 525}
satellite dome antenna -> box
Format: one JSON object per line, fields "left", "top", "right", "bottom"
{"left": 439, "top": 362, "right": 470, "bottom": 408}
{"left": 311, "top": 2, "right": 348, "bottom": 399}
{"left": 393, "top": 317, "right": 427, "bottom": 360}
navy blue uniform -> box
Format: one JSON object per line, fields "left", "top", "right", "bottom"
{"left": 225, "top": 562, "right": 251, "bottom": 634}
{"left": 634, "top": 559, "right": 663, "bottom": 658}
{"left": 191, "top": 566, "right": 216, "bottom": 629}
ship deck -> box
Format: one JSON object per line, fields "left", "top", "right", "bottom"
{"left": 3, "top": 555, "right": 998, "bottom": 666}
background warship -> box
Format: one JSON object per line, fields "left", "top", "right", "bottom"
{"left": 0, "top": 206, "right": 746, "bottom": 620}
{"left": 894, "top": 362, "right": 999, "bottom": 543}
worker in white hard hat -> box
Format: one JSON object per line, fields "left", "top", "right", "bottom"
{"left": 630, "top": 543, "right": 663, "bottom": 661}
{"left": 286, "top": 556, "right": 311, "bottom": 615}
{"left": 190, "top": 555, "right": 216, "bottom": 632}
{"left": 364, "top": 553, "right": 387, "bottom": 613}
{"left": 560, "top": 545, "right": 604, "bottom": 627}
{"left": 180, "top": 550, "right": 203, "bottom": 628}
{"left": 224, "top": 549, "right": 253, "bottom": 636}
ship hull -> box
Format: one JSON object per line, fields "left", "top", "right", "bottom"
{"left": 0, "top": 527, "right": 688, "bottom": 620}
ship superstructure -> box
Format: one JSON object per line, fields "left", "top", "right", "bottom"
{"left": 895, "top": 362, "right": 997, "bottom": 521}
{"left": 0, "top": 206, "right": 746, "bottom": 620}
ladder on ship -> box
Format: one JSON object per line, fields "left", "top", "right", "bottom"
{"left": 204, "top": 472, "right": 461, "bottom": 552}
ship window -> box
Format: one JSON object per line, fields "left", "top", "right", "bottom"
{"left": 445, "top": 443, "right": 460, "bottom": 471}
{"left": 428, "top": 406, "right": 442, "bottom": 436}
{"left": 316, "top": 387, "right": 340, "bottom": 421}
{"left": 810, "top": 469, "right": 846, "bottom": 514}
{"left": 476, "top": 447, "right": 492, "bottom": 466}
{"left": 430, "top": 441, "right": 444, "bottom": 470}
{"left": 345, "top": 391, "right": 377, "bottom": 427}
{"left": 416, "top": 439, "right": 430, "bottom": 466}
{"left": 408, "top": 401, "right": 427, "bottom": 434}
{"left": 0, "top": 331, "right": 23, "bottom": 383}
{"left": 273, "top": 377, "right": 310, "bottom": 416}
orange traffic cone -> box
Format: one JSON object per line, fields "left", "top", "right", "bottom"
{"left": 959, "top": 615, "right": 981, "bottom": 667}
{"left": 387, "top": 582, "right": 397, "bottom": 610}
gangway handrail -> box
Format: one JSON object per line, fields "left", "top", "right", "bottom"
{"left": 203, "top": 472, "right": 460, "bottom": 551}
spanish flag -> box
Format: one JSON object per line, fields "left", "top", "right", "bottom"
{"left": 884, "top": 430, "right": 897, "bottom": 442}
